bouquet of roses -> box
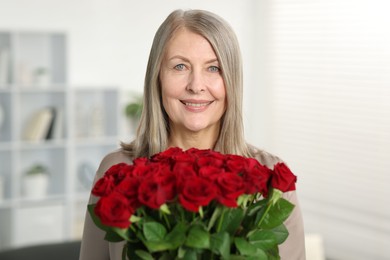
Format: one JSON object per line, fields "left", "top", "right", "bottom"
{"left": 88, "top": 147, "right": 297, "bottom": 260}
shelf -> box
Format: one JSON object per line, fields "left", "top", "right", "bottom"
{"left": 0, "top": 30, "right": 123, "bottom": 249}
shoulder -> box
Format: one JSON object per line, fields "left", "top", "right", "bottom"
{"left": 247, "top": 144, "right": 284, "bottom": 169}
{"left": 94, "top": 149, "right": 133, "bottom": 181}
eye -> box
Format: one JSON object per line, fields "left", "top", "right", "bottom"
{"left": 208, "top": 66, "right": 220, "bottom": 73}
{"left": 174, "top": 64, "right": 186, "bottom": 71}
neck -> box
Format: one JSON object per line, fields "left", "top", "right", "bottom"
{"left": 168, "top": 126, "right": 220, "bottom": 151}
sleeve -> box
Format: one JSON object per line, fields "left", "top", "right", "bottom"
{"left": 279, "top": 190, "right": 306, "bottom": 260}
{"left": 78, "top": 198, "right": 110, "bottom": 260}
{"left": 79, "top": 151, "right": 131, "bottom": 260}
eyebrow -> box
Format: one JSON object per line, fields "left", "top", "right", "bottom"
{"left": 168, "top": 55, "right": 219, "bottom": 64}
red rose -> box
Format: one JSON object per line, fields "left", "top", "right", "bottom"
{"left": 197, "top": 154, "right": 225, "bottom": 168}
{"left": 198, "top": 166, "right": 223, "bottom": 181}
{"left": 138, "top": 175, "right": 174, "bottom": 209}
{"left": 133, "top": 157, "right": 149, "bottom": 166}
{"left": 105, "top": 163, "right": 132, "bottom": 184}
{"left": 242, "top": 164, "right": 272, "bottom": 196}
{"left": 132, "top": 162, "right": 170, "bottom": 178}
{"left": 151, "top": 147, "right": 183, "bottom": 163}
{"left": 92, "top": 175, "right": 115, "bottom": 197}
{"left": 153, "top": 170, "right": 177, "bottom": 202}
{"left": 172, "top": 163, "right": 197, "bottom": 181}
{"left": 116, "top": 176, "right": 141, "bottom": 209}
{"left": 225, "top": 154, "right": 248, "bottom": 173}
{"left": 94, "top": 191, "right": 133, "bottom": 228}
{"left": 178, "top": 176, "right": 217, "bottom": 212}
{"left": 105, "top": 163, "right": 128, "bottom": 175}
{"left": 271, "top": 163, "right": 297, "bottom": 192}
{"left": 215, "top": 172, "right": 245, "bottom": 207}
{"left": 173, "top": 153, "right": 197, "bottom": 168}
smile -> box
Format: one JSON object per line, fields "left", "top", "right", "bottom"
{"left": 181, "top": 101, "right": 213, "bottom": 107}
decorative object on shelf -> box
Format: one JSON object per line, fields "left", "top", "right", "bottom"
{"left": 125, "top": 92, "right": 143, "bottom": 134}
{"left": 22, "top": 164, "right": 50, "bottom": 199}
{"left": 22, "top": 106, "right": 65, "bottom": 141}
{"left": 33, "top": 67, "right": 50, "bottom": 86}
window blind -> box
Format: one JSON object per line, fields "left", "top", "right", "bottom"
{"left": 261, "top": 1, "right": 390, "bottom": 259}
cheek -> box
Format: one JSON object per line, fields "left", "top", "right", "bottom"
{"left": 160, "top": 72, "right": 185, "bottom": 99}
{"left": 211, "top": 80, "right": 226, "bottom": 104}
{"left": 161, "top": 81, "right": 180, "bottom": 116}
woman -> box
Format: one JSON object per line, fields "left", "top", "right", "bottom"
{"left": 80, "top": 9, "right": 306, "bottom": 260}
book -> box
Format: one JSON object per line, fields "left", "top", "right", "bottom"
{"left": 23, "top": 107, "right": 55, "bottom": 141}
{"left": 46, "top": 107, "right": 64, "bottom": 140}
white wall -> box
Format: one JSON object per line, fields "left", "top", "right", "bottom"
{"left": 259, "top": 1, "right": 390, "bottom": 260}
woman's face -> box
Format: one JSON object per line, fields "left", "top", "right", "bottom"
{"left": 160, "top": 28, "right": 226, "bottom": 135}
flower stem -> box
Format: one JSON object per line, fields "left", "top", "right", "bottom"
{"left": 163, "top": 212, "right": 171, "bottom": 230}
{"left": 216, "top": 208, "right": 226, "bottom": 232}
{"left": 122, "top": 243, "right": 128, "bottom": 260}
{"left": 256, "top": 201, "right": 272, "bottom": 228}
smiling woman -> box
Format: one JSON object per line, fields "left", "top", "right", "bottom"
{"left": 79, "top": 9, "right": 306, "bottom": 260}
{"left": 160, "top": 28, "right": 226, "bottom": 148}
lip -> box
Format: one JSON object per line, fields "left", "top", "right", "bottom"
{"left": 180, "top": 99, "right": 213, "bottom": 112}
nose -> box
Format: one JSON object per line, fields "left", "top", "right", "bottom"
{"left": 186, "top": 69, "right": 205, "bottom": 93}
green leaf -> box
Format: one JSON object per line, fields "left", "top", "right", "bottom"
{"left": 247, "top": 199, "right": 267, "bottom": 217}
{"left": 142, "top": 241, "right": 173, "bottom": 252}
{"left": 271, "top": 224, "right": 289, "bottom": 244}
{"left": 143, "top": 221, "right": 167, "bottom": 241}
{"left": 164, "top": 221, "right": 188, "bottom": 249}
{"left": 185, "top": 225, "right": 210, "bottom": 249}
{"left": 267, "top": 247, "right": 281, "bottom": 260}
{"left": 248, "top": 229, "right": 278, "bottom": 250}
{"left": 159, "top": 252, "right": 175, "bottom": 260}
{"left": 218, "top": 207, "right": 244, "bottom": 235}
{"left": 258, "top": 198, "right": 295, "bottom": 229}
{"left": 87, "top": 204, "right": 109, "bottom": 232}
{"left": 229, "top": 255, "right": 247, "bottom": 260}
{"left": 210, "top": 232, "right": 230, "bottom": 259}
{"left": 104, "top": 230, "right": 126, "bottom": 242}
{"left": 181, "top": 249, "right": 197, "bottom": 260}
{"left": 113, "top": 227, "right": 131, "bottom": 241}
{"left": 139, "top": 222, "right": 187, "bottom": 253}
{"left": 135, "top": 250, "right": 154, "bottom": 260}
{"left": 234, "top": 237, "right": 268, "bottom": 259}
{"left": 234, "top": 237, "right": 257, "bottom": 256}
{"left": 207, "top": 206, "right": 222, "bottom": 231}
{"left": 178, "top": 246, "right": 186, "bottom": 258}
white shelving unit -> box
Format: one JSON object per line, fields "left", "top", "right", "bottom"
{"left": 0, "top": 31, "right": 122, "bottom": 249}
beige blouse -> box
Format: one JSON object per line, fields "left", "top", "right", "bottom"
{"left": 79, "top": 148, "right": 306, "bottom": 260}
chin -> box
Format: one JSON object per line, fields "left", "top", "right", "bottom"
{"left": 184, "top": 122, "right": 217, "bottom": 133}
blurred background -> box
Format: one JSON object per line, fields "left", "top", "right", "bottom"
{"left": 0, "top": 0, "right": 389, "bottom": 259}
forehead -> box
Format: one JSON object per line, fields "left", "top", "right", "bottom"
{"left": 164, "top": 28, "right": 217, "bottom": 58}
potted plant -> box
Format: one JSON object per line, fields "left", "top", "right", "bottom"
{"left": 22, "top": 164, "right": 50, "bottom": 199}
{"left": 124, "top": 93, "right": 143, "bottom": 134}
{"left": 34, "top": 67, "right": 50, "bottom": 86}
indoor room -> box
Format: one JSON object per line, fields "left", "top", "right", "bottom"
{"left": 0, "top": 0, "right": 389, "bottom": 259}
